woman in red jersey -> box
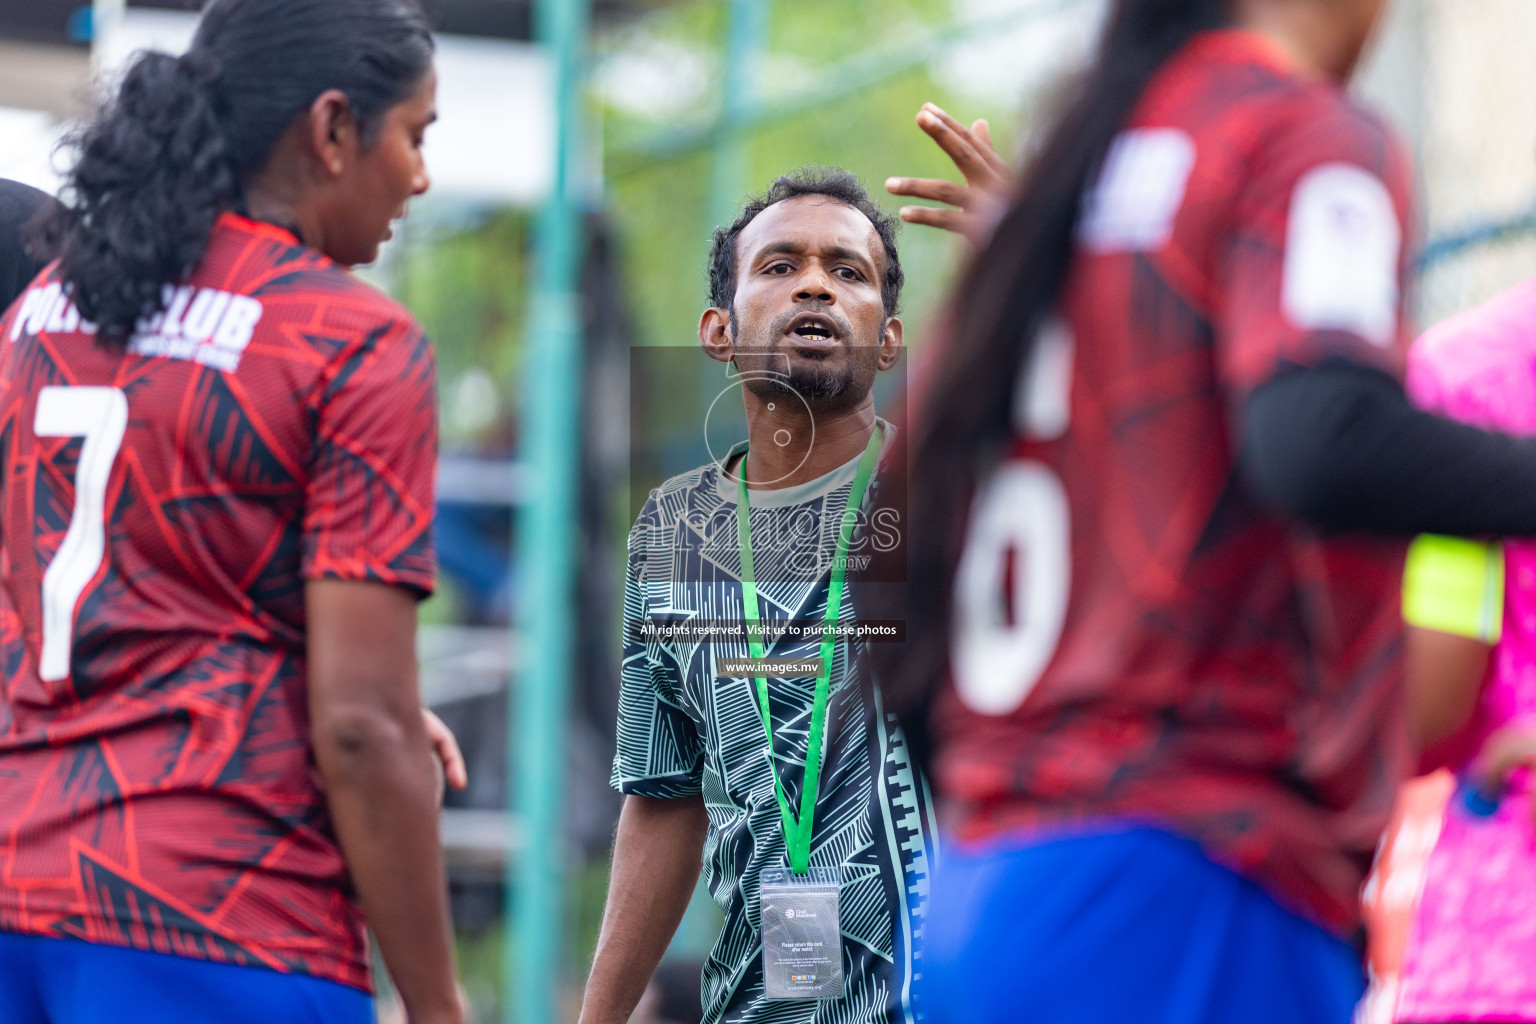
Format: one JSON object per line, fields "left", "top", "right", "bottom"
{"left": 0, "top": 1, "right": 466, "bottom": 1021}
{"left": 878, "top": 0, "right": 1536, "bottom": 1021}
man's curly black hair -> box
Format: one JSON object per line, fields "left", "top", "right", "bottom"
{"left": 707, "top": 166, "right": 904, "bottom": 320}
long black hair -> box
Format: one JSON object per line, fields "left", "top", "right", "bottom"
{"left": 875, "top": 0, "right": 1229, "bottom": 759}
{"left": 38, "top": 0, "right": 434, "bottom": 344}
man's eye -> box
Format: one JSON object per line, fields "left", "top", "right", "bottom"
{"left": 836, "top": 267, "right": 860, "bottom": 280}
{"left": 767, "top": 264, "right": 792, "bottom": 274}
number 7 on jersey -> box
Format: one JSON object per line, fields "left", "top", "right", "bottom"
{"left": 34, "top": 386, "right": 128, "bottom": 682}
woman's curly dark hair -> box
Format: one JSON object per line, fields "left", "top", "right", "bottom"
{"left": 36, "top": 0, "right": 434, "bottom": 345}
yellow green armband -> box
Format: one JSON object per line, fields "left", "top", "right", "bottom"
{"left": 1402, "top": 534, "right": 1504, "bottom": 643}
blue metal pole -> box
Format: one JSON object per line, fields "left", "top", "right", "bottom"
{"left": 709, "top": 0, "right": 769, "bottom": 228}
{"left": 612, "top": 0, "right": 1076, "bottom": 165}
{"left": 509, "top": 0, "right": 590, "bottom": 1018}
{"left": 90, "top": 0, "right": 126, "bottom": 73}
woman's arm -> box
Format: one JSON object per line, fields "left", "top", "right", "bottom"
{"left": 307, "top": 578, "right": 464, "bottom": 1024}
{"left": 1240, "top": 360, "right": 1536, "bottom": 535}
{"left": 1407, "top": 625, "right": 1492, "bottom": 756}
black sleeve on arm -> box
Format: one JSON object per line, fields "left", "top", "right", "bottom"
{"left": 1240, "top": 357, "right": 1536, "bottom": 537}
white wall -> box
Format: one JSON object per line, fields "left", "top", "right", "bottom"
{"left": 0, "top": 106, "right": 68, "bottom": 194}
{"left": 1357, "top": 0, "right": 1536, "bottom": 325}
{"left": 6, "top": 8, "right": 555, "bottom": 207}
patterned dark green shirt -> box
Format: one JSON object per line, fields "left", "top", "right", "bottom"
{"left": 613, "top": 430, "right": 935, "bottom": 1024}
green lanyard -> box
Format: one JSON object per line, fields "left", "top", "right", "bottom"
{"left": 734, "top": 425, "right": 883, "bottom": 874}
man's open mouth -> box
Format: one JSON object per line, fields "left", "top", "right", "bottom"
{"left": 786, "top": 314, "right": 840, "bottom": 350}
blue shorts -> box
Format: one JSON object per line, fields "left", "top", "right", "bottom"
{"left": 0, "top": 932, "right": 374, "bottom": 1024}
{"left": 919, "top": 826, "right": 1366, "bottom": 1024}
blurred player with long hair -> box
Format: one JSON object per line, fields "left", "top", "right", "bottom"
{"left": 877, "top": 0, "right": 1536, "bottom": 1021}
{"left": 0, "top": 1, "right": 466, "bottom": 1021}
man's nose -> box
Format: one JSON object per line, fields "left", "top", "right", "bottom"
{"left": 794, "top": 264, "right": 835, "bottom": 303}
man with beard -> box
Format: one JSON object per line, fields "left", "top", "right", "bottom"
{"left": 580, "top": 168, "right": 935, "bottom": 1024}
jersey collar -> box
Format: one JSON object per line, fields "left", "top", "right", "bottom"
{"left": 215, "top": 211, "right": 304, "bottom": 250}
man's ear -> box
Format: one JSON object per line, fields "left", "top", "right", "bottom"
{"left": 877, "top": 316, "right": 904, "bottom": 370}
{"left": 699, "top": 306, "right": 735, "bottom": 363}
{"left": 308, "top": 89, "right": 358, "bottom": 178}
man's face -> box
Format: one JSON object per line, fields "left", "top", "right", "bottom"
{"left": 726, "top": 195, "right": 892, "bottom": 410}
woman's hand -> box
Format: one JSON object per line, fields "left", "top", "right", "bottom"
{"left": 381, "top": 985, "right": 473, "bottom": 1024}
{"left": 406, "top": 986, "right": 473, "bottom": 1024}
{"left": 885, "top": 103, "right": 1013, "bottom": 248}
{"left": 423, "top": 707, "right": 468, "bottom": 806}
{"left": 1469, "top": 723, "right": 1536, "bottom": 822}
{"left": 1471, "top": 724, "right": 1536, "bottom": 787}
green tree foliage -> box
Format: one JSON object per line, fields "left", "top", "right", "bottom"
{"left": 394, "top": 0, "right": 1042, "bottom": 447}
{"left": 601, "top": 0, "right": 1023, "bottom": 355}
{"left": 392, "top": 210, "right": 531, "bottom": 445}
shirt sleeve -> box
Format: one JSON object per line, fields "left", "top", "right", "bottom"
{"left": 302, "top": 314, "right": 438, "bottom": 596}
{"left": 611, "top": 495, "right": 705, "bottom": 798}
{"left": 1218, "top": 101, "right": 1415, "bottom": 397}
{"left": 1398, "top": 313, "right": 1520, "bottom": 643}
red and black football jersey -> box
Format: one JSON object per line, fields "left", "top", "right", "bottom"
{"left": 0, "top": 213, "right": 437, "bottom": 989}
{"left": 935, "top": 30, "right": 1415, "bottom": 936}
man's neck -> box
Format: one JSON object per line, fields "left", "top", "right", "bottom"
{"left": 739, "top": 396, "right": 877, "bottom": 490}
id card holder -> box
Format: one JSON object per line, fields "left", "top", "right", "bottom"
{"left": 759, "top": 866, "right": 843, "bottom": 1000}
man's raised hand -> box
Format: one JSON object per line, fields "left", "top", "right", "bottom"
{"left": 885, "top": 103, "right": 1013, "bottom": 248}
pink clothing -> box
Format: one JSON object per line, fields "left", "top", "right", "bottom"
{"left": 1398, "top": 276, "right": 1536, "bottom": 1022}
